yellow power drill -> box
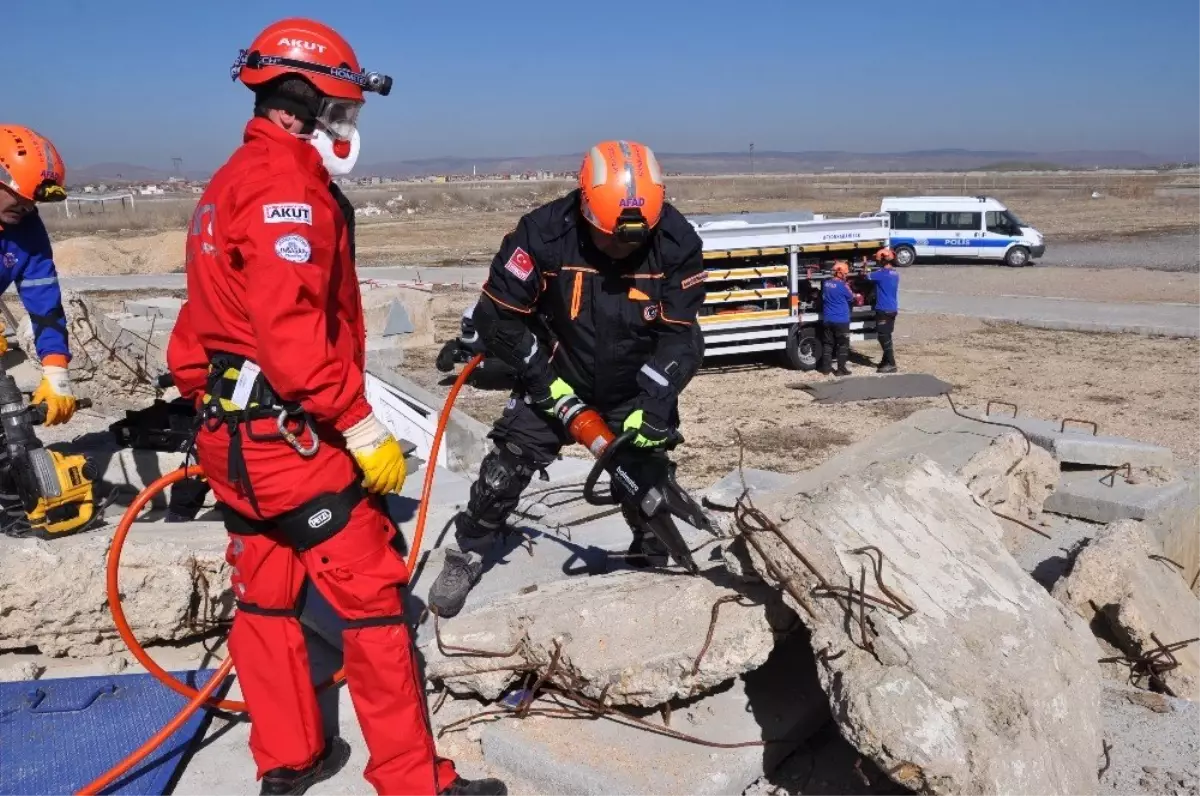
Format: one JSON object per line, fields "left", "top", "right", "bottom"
{"left": 0, "top": 362, "right": 96, "bottom": 538}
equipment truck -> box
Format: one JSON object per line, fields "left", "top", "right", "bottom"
{"left": 688, "top": 209, "right": 892, "bottom": 370}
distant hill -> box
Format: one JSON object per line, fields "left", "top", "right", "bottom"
{"left": 70, "top": 148, "right": 1183, "bottom": 184}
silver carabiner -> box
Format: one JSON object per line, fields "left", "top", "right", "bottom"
{"left": 277, "top": 408, "right": 319, "bottom": 458}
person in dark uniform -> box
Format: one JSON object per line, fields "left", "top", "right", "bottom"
{"left": 427, "top": 139, "right": 709, "bottom": 618}
{"left": 819, "top": 261, "right": 857, "bottom": 377}
{"left": 867, "top": 247, "right": 900, "bottom": 373}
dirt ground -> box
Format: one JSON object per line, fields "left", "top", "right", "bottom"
{"left": 42, "top": 174, "right": 1199, "bottom": 275}
{"left": 400, "top": 288, "right": 1200, "bottom": 491}
{"left": 901, "top": 265, "right": 1200, "bottom": 304}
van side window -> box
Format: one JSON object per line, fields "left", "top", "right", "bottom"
{"left": 937, "top": 212, "right": 981, "bottom": 231}
{"left": 892, "top": 210, "right": 936, "bottom": 230}
{"left": 986, "top": 211, "right": 1010, "bottom": 234}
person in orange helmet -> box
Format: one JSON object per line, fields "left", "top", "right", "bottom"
{"left": 165, "top": 17, "right": 505, "bottom": 796}
{"left": 0, "top": 126, "right": 78, "bottom": 426}
{"left": 427, "top": 139, "right": 708, "bottom": 618}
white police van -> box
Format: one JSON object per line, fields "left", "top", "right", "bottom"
{"left": 879, "top": 196, "right": 1045, "bottom": 267}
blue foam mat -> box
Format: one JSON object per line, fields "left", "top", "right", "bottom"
{"left": 0, "top": 669, "right": 228, "bottom": 796}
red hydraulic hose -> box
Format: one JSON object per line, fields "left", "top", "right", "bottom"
{"left": 79, "top": 354, "right": 483, "bottom": 795}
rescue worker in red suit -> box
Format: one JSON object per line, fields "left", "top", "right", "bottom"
{"left": 166, "top": 18, "right": 506, "bottom": 796}
{"left": 427, "top": 140, "right": 708, "bottom": 618}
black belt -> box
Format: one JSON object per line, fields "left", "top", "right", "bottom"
{"left": 200, "top": 352, "right": 321, "bottom": 517}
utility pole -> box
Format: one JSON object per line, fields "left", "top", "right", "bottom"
{"left": 749, "top": 143, "right": 755, "bottom": 176}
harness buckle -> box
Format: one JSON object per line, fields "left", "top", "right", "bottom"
{"left": 276, "top": 407, "right": 319, "bottom": 458}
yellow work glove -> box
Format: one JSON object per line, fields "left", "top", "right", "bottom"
{"left": 343, "top": 413, "right": 407, "bottom": 495}
{"left": 0, "top": 316, "right": 7, "bottom": 356}
{"left": 32, "top": 358, "right": 77, "bottom": 426}
{"left": 622, "top": 408, "right": 671, "bottom": 448}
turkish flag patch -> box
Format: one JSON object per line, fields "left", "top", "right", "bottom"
{"left": 504, "top": 247, "right": 534, "bottom": 281}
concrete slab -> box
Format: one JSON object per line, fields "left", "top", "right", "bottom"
{"left": 1046, "top": 467, "right": 1199, "bottom": 593}
{"left": 114, "top": 315, "right": 175, "bottom": 335}
{"left": 477, "top": 630, "right": 828, "bottom": 796}
{"left": 968, "top": 412, "right": 1175, "bottom": 470}
{"left": 124, "top": 297, "right": 183, "bottom": 320}
{"left": 1046, "top": 470, "right": 1191, "bottom": 524}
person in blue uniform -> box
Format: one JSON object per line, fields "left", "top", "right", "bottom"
{"left": 0, "top": 125, "right": 77, "bottom": 425}
{"left": 867, "top": 247, "right": 900, "bottom": 373}
{"left": 819, "top": 261, "right": 857, "bottom": 376}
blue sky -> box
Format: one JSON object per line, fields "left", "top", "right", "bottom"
{"left": 8, "top": 0, "right": 1199, "bottom": 169}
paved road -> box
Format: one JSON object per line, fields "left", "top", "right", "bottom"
{"left": 1036, "top": 233, "right": 1199, "bottom": 272}
{"left": 902, "top": 289, "right": 1198, "bottom": 338}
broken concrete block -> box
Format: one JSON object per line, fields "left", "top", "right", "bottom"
{"left": 1053, "top": 520, "right": 1199, "bottom": 701}
{"left": 976, "top": 413, "right": 1175, "bottom": 471}
{"left": 17, "top": 288, "right": 166, "bottom": 411}
{"left": 1099, "top": 683, "right": 1199, "bottom": 795}
{"left": 359, "top": 280, "right": 434, "bottom": 348}
{"left": 479, "top": 631, "right": 829, "bottom": 796}
{"left": 960, "top": 431, "right": 1059, "bottom": 520}
{"left": 423, "top": 567, "right": 791, "bottom": 708}
{"left": 749, "top": 410, "right": 1058, "bottom": 521}
{"left": 745, "top": 455, "right": 1104, "bottom": 796}
{"left": 703, "top": 467, "right": 796, "bottom": 511}
{"left": 0, "top": 522, "right": 232, "bottom": 657}
{"left": 1047, "top": 468, "right": 1200, "bottom": 597}
{"left": 113, "top": 314, "right": 176, "bottom": 335}
{"left": 124, "top": 297, "right": 183, "bottom": 320}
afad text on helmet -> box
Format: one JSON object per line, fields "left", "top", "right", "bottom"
{"left": 618, "top": 197, "right": 645, "bottom": 208}
{"left": 278, "top": 37, "right": 326, "bottom": 53}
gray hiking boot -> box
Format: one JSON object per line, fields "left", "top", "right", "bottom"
{"left": 428, "top": 548, "right": 484, "bottom": 618}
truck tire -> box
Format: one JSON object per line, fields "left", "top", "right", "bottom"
{"left": 893, "top": 245, "right": 916, "bottom": 267}
{"left": 1003, "top": 246, "right": 1031, "bottom": 267}
{"left": 785, "top": 326, "right": 821, "bottom": 371}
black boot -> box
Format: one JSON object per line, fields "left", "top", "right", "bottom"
{"left": 259, "top": 737, "right": 351, "bottom": 795}
{"left": 877, "top": 362, "right": 898, "bottom": 374}
{"left": 428, "top": 546, "right": 484, "bottom": 618}
{"left": 440, "top": 776, "right": 509, "bottom": 795}
{"left": 835, "top": 365, "right": 852, "bottom": 377}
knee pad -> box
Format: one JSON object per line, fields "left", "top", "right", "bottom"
{"left": 466, "top": 446, "right": 537, "bottom": 524}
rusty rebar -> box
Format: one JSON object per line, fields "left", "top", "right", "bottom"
{"left": 1098, "top": 635, "right": 1199, "bottom": 695}
{"left": 1099, "top": 463, "right": 1132, "bottom": 488}
{"left": 517, "top": 640, "right": 563, "bottom": 718}
{"left": 1148, "top": 554, "right": 1184, "bottom": 570}
{"left": 945, "top": 393, "right": 1032, "bottom": 456}
{"left": 687, "top": 594, "right": 759, "bottom": 697}
{"left": 1060, "top": 417, "right": 1099, "bottom": 436}
{"left": 991, "top": 508, "right": 1053, "bottom": 539}
{"left": 849, "top": 545, "right": 916, "bottom": 618}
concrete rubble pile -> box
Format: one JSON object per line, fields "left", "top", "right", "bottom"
{"left": 3, "top": 363, "right": 1198, "bottom": 795}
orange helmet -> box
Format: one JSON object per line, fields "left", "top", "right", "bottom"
{"left": 0, "top": 126, "right": 66, "bottom": 203}
{"left": 832, "top": 261, "right": 850, "bottom": 277}
{"left": 579, "top": 140, "right": 665, "bottom": 242}
{"left": 231, "top": 18, "right": 392, "bottom": 138}
{"left": 875, "top": 247, "right": 895, "bottom": 263}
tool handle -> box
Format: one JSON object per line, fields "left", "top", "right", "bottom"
{"left": 156, "top": 372, "right": 175, "bottom": 389}
{"left": 26, "top": 397, "right": 92, "bottom": 425}
{"left": 583, "top": 429, "right": 637, "bottom": 506}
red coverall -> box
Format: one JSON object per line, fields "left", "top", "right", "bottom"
{"left": 167, "top": 118, "right": 457, "bottom": 794}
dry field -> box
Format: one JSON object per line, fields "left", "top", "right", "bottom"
{"left": 400, "top": 287, "right": 1200, "bottom": 492}
{"left": 39, "top": 172, "right": 1199, "bottom": 275}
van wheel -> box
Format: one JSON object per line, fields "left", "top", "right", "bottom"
{"left": 786, "top": 327, "right": 821, "bottom": 371}
{"left": 1004, "top": 246, "right": 1031, "bottom": 267}
{"left": 893, "top": 245, "right": 916, "bottom": 267}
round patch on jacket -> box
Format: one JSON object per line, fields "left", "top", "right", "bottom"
{"left": 2, "top": 252, "right": 16, "bottom": 269}
{"left": 274, "top": 233, "right": 311, "bottom": 264}
{"left": 643, "top": 304, "right": 659, "bottom": 322}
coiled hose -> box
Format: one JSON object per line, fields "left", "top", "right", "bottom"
{"left": 78, "top": 355, "right": 482, "bottom": 795}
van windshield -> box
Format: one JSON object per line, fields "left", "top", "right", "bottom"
{"left": 1005, "top": 210, "right": 1026, "bottom": 228}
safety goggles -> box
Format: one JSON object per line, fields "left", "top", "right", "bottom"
{"left": 316, "top": 97, "right": 362, "bottom": 142}
{"left": 614, "top": 207, "right": 652, "bottom": 245}
{"left": 33, "top": 180, "right": 66, "bottom": 203}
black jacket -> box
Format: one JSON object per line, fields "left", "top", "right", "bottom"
{"left": 476, "top": 190, "right": 706, "bottom": 417}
